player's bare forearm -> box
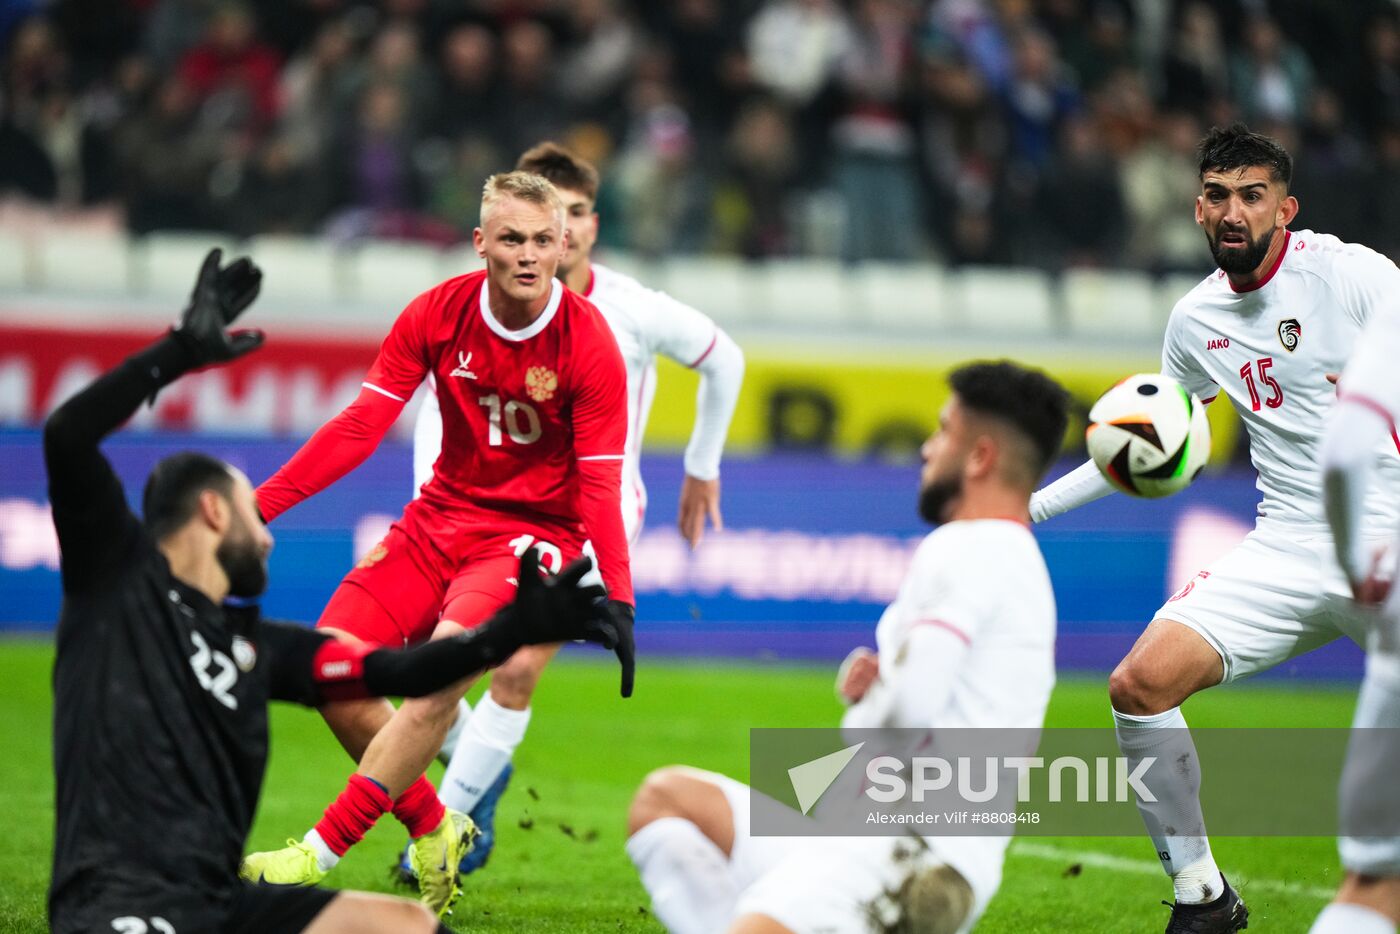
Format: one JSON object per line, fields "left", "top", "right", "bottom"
{"left": 678, "top": 475, "right": 722, "bottom": 548}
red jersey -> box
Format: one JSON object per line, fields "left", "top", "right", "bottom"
{"left": 257, "top": 272, "right": 634, "bottom": 605}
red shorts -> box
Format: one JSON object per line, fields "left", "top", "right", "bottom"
{"left": 316, "top": 498, "right": 585, "bottom": 647}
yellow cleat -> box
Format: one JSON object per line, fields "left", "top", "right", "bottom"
{"left": 410, "top": 809, "right": 478, "bottom": 917}
{"left": 239, "top": 838, "right": 328, "bottom": 886}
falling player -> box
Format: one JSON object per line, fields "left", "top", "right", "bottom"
{"left": 1311, "top": 295, "right": 1400, "bottom": 934}
{"left": 240, "top": 172, "right": 637, "bottom": 913}
{"left": 1031, "top": 123, "right": 1400, "bottom": 933}
{"left": 625, "top": 361, "right": 1070, "bottom": 934}
{"left": 412, "top": 142, "right": 745, "bottom": 873}
{"left": 43, "top": 249, "right": 624, "bottom": 934}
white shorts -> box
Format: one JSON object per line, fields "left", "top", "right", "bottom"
{"left": 1154, "top": 529, "right": 1371, "bottom": 683}
{"left": 1339, "top": 648, "right": 1400, "bottom": 875}
{"left": 691, "top": 769, "right": 981, "bottom": 934}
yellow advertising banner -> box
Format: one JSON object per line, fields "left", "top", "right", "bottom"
{"left": 642, "top": 342, "right": 1244, "bottom": 465}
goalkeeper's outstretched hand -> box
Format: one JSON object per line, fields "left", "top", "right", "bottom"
{"left": 173, "top": 248, "right": 265, "bottom": 365}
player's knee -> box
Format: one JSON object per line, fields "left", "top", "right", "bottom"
{"left": 489, "top": 655, "right": 547, "bottom": 708}
{"left": 400, "top": 689, "right": 459, "bottom": 728}
{"left": 1109, "top": 661, "right": 1174, "bottom": 715}
{"left": 628, "top": 766, "right": 691, "bottom": 836}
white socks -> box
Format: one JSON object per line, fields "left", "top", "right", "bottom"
{"left": 1311, "top": 903, "right": 1396, "bottom": 934}
{"left": 1113, "top": 705, "right": 1224, "bottom": 904}
{"left": 303, "top": 828, "right": 340, "bottom": 872}
{"left": 626, "top": 817, "right": 738, "bottom": 934}
{"left": 439, "top": 694, "right": 530, "bottom": 813}
{"left": 437, "top": 698, "right": 472, "bottom": 765}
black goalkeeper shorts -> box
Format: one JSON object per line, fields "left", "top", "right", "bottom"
{"left": 223, "top": 882, "right": 338, "bottom": 934}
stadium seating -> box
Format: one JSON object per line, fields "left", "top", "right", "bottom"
{"left": 952, "top": 267, "right": 1057, "bottom": 337}
{"left": 1062, "top": 269, "right": 1161, "bottom": 340}
{"left": 0, "top": 227, "right": 1192, "bottom": 345}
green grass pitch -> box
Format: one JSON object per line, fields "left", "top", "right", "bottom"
{"left": 0, "top": 639, "right": 1358, "bottom": 933}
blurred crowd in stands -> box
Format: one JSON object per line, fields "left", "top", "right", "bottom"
{"left": 2, "top": 0, "right": 1399, "bottom": 271}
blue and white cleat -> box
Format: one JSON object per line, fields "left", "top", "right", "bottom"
{"left": 394, "top": 764, "right": 514, "bottom": 883}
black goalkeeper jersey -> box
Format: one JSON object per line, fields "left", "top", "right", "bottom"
{"left": 44, "top": 337, "right": 331, "bottom": 933}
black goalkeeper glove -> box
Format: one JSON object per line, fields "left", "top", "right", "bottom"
{"left": 171, "top": 248, "right": 265, "bottom": 365}
{"left": 475, "top": 549, "right": 616, "bottom": 654}
{"left": 601, "top": 598, "right": 635, "bottom": 699}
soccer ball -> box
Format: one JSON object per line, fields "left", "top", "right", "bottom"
{"left": 1087, "top": 374, "right": 1211, "bottom": 498}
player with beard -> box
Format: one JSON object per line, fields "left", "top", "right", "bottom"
{"left": 1029, "top": 123, "right": 1400, "bottom": 933}
{"left": 624, "top": 361, "right": 1069, "bottom": 934}
{"left": 44, "top": 250, "right": 624, "bottom": 934}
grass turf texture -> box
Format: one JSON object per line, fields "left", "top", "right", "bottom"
{"left": 0, "top": 639, "right": 1357, "bottom": 933}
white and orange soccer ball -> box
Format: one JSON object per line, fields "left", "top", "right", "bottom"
{"left": 1086, "top": 373, "right": 1211, "bottom": 498}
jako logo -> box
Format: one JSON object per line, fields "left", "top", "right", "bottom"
{"left": 1207, "top": 338, "right": 1229, "bottom": 350}
{"left": 864, "top": 756, "right": 1158, "bottom": 804}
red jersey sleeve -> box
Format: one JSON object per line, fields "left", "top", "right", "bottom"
{"left": 256, "top": 290, "right": 434, "bottom": 520}
{"left": 571, "top": 307, "right": 633, "bottom": 606}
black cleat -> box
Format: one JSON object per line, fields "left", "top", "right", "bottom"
{"left": 1162, "top": 876, "right": 1248, "bottom": 933}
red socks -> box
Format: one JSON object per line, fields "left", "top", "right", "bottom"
{"left": 393, "top": 776, "right": 447, "bottom": 839}
{"left": 315, "top": 774, "right": 392, "bottom": 856}
{"left": 315, "top": 774, "right": 447, "bottom": 856}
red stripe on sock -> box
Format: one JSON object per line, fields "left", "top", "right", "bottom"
{"left": 393, "top": 776, "right": 446, "bottom": 839}
{"left": 315, "top": 774, "right": 393, "bottom": 856}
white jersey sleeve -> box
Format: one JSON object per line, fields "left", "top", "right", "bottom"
{"left": 1317, "top": 240, "right": 1400, "bottom": 329}
{"left": 1161, "top": 295, "right": 1221, "bottom": 402}
{"left": 1325, "top": 291, "right": 1400, "bottom": 582}
{"left": 638, "top": 286, "right": 744, "bottom": 480}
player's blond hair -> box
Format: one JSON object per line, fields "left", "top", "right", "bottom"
{"left": 479, "top": 171, "right": 565, "bottom": 227}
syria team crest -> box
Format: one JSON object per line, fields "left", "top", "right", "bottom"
{"left": 525, "top": 366, "right": 558, "bottom": 402}
{"left": 1278, "top": 319, "right": 1301, "bottom": 352}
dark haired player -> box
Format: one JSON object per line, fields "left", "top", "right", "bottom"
{"left": 1030, "top": 124, "right": 1400, "bottom": 931}
{"left": 44, "top": 250, "right": 623, "bottom": 934}
{"left": 625, "top": 361, "right": 1070, "bottom": 934}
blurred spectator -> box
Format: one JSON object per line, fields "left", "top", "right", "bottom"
{"left": 1290, "top": 88, "right": 1366, "bottom": 242}
{"left": 343, "top": 20, "right": 436, "bottom": 140}
{"left": 429, "top": 22, "right": 502, "bottom": 143}
{"left": 324, "top": 81, "right": 424, "bottom": 240}
{"left": 659, "top": 0, "right": 747, "bottom": 144}
{"left": 1160, "top": 2, "right": 1229, "bottom": 117}
{"left": 1001, "top": 27, "right": 1078, "bottom": 173}
{"left": 712, "top": 97, "right": 799, "bottom": 258}
{"left": 223, "top": 134, "right": 327, "bottom": 235}
{"left": 113, "top": 75, "right": 225, "bottom": 231}
{"left": 1361, "top": 123, "right": 1400, "bottom": 260}
{"left": 1355, "top": 11, "right": 1400, "bottom": 141}
{"left": 746, "top": 0, "right": 849, "bottom": 109}
{"left": 1230, "top": 15, "right": 1314, "bottom": 126}
{"left": 143, "top": 0, "right": 218, "bottom": 73}
{"left": 1034, "top": 113, "right": 1126, "bottom": 270}
{"left": 495, "top": 19, "right": 567, "bottom": 159}
{"left": 556, "top": 0, "right": 639, "bottom": 119}
{"left": 1059, "top": 0, "right": 1136, "bottom": 93}
{"left": 1120, "top": 110, "right": 1209, "bottom": 274}
{"left": 831, "top": 0, "right": 923, "bottom": 263}
{"left": 277, "top": 17, "right": 357, "bottom": 165}
{"left": 176, "top": 3, "right": 282, "bottom": 133}
{"left": 4, "top": 16, "right": 71, "bottom": 126}
{"left": 614, "top": 97, "right": 708, "bottom": 258}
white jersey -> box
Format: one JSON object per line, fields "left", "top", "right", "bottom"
{"left": 841, "top": 519, "right": 1057, "bottom": 918}
{"left": 413, "top": 262, "right": 744, "bottom": 540}
{"left": 1162, "top": 229, "right": 1400, "bottom": 535}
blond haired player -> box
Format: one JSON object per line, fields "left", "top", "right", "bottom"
{"left": 411, "top": 143, "right": 744, "bottom": 874}
{"left": 1032, "top": 124, "right": 1400, "bottom": 933}
{"left": 240, "top": 172, "right": 636, "bottom": 912}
